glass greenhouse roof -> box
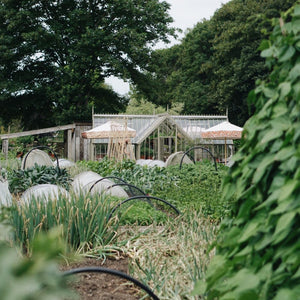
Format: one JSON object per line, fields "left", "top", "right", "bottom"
{"left": 92, "top": 113, "right": 229, "bottom": 144}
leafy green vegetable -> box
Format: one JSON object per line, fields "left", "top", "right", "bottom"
{"left": 78, "top": 158, "right": 230, "bottom": 221}
{"left": 7, "top": 164, "right": 72, "bottom": 194}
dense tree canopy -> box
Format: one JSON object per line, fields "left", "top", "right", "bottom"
{"left": 0, "top": 0, "right": 175, "bottom": 129}
{"left": 125, "top": 96, "right": 183, "bottom": 115}
{"left": 137, "top": 0, "right": 297, "bottom": 126}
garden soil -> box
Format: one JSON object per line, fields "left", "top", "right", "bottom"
{"left": 61, "top": 257, "right": 141, "bottom": 300}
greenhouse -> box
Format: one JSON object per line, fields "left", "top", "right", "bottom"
{"left": 91, "top": 113, "right": 231, "bottom": 162}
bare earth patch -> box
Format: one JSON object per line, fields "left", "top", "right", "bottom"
{"left": 61, "top": 257, "right": 141, "bottom": 300}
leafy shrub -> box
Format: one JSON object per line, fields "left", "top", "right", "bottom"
{"left": 114, "top": 200, "right": 170, "bottom": 225}
{"left": 111, "top": 164, "right": 173, "bottom": 194}
{"left": 76, "top": 157, "right": 136, "bottom": 177}
{"left": 7, "top": 164, "right": 72, "bottom": 194}
{"left": 77, "top": 158, "right": 175, "bottom": 194}
{"left": 77, "top": 158, "right": 230, "bottom": 221}
{"left": 154, "top": 162, "right": 230, "bottom": 220}
{"left": 194, "top": 5, "right": 300, "bottom": 299}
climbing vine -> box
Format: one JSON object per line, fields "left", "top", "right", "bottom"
{"left": 193, "top": 3, "right": 300, "bottom": 299}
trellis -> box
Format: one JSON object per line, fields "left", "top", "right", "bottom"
{"left": 106, "top": 121, "right": 135, "bottom": 161}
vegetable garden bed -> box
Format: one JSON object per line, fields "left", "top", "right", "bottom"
{"left": 1, "top": 154, "right": 227, "bottom": 299}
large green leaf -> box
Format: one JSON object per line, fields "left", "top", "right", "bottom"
{"left": 278, "top": 46, "right": 296, "bottom": 62}
{"left": 279, "top": 82, "right": 291, "bottom": 99}
{"left": 238, "top": 220, "right": 260, "bottom": 243}
{"left": 278, "top": 180, "right": 298, "bottom": 202}
{"left": 259, "top": 129, "right": 282, "bottom": 145}
{"left": 274, "top": 288, "right": 298, "bottom": 300}
{"left": 274, "top": 146, "right": 295, "bottom": 162}
{"left": 288, "top": 63, "right": 300, "bottom": 81}
{"left": 252, "top": 154, "right": 276, "bottom": 184}
{"left": 206, "top": 255, "right": 229, "bottom": 286}
{"left": 226, "top": 269, "right": 260, "bottom": 295}
{"left": 254, "top": 233, "right": 273, "bottom": 251}
{"left": 291, "top": 18, "right": 300, "bottom": 34}
{"left": 274, "top": 211, "right": 296, "bottom": 236}
{"left": 191, "top": 280, "right": 207, "bottom": 296}
{"left": 261, "top": 46, "right": 275, "bottom": 58}
{"left": 293, "top": 5, "right": 300, "bottom": 16}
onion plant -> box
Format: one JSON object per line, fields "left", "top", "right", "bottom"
{"left": 119, "top": 211, "right": 218, "bottom": 299}
{"left": 10, "top": 192, "right": 119, "bottom": 255}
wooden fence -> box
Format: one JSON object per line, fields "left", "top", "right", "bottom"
{"left": 0, "top": 123, "right": 92, "bottom": 162}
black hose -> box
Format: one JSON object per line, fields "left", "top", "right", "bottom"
{"left": 63, "top": 267, "right": 160, "bottom": 300}
{"left": 106, "top": 183, "right": 153, "bottom": 207}
{"left": 89, "top": 178, "right": 147, "bottom": 198}
{"left": 88, "top": 176, "right": 129, "bottom": 193}
{"left": 89, "top": 177, "right": 153, "bottom": 207}
{"left": 106, "top": 183, "right": 147, "bottom": 196}
{"left": 108, "top": 195, "right": 180, "bottom": 221}
{"left": 179, "top": 146, "right": 217, "bottom": 171}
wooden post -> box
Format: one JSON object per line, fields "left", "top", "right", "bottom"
{"left": 75, "top": 136, "right": 80, "bottom": 161}
{"left": 75, "top": 125, "right": 81, "bottom": 161}
{"left": 67, "top": 129, "right": 71, "bottom": 160}
{"left": 67, "top": 129, "right": 76, "bottom": 161}
{"left": 2, "top": 139, "right": 9, "bottom": 159}
{"left": 136, "top": 144, "right": 141, "bottom": 160}
{"left": 175, "top": 127, "right": 178, "bottom": 153}
{"left": 157, "top": 128, "right": 161, "bottom": 160}
{"left": 224, "top": 137, "right": 227, "bottom": 164}
{"left": 63, "top": 131, "right": 68, "bottom": 158}
{"left": 89, "top": 140, "right": 94, "bottom": 161}
{"left": 83, "top": 138, "right": 88, "bottom": 161}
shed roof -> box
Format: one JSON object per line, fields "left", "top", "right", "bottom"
{"left": 92, "top": 113, "right": 229, "bottom": 144}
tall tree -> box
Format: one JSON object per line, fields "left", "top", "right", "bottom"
{"left": 207, "top": 0, "right": 297, "bottom": 125}
{"left": 140, "top": 0, "right": 296, "bottom": 126}
{"left": 0, "top": 0, "right": 175, "bottom": 129}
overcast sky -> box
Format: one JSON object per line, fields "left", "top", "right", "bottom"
{"left": 105, "top": 0, "right": 231, "bottom": 95}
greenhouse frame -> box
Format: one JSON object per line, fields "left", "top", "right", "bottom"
{"left": 91, "top": 113, "right": 232, "bottom": 162}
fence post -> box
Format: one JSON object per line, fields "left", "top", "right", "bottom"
{"left": 2, "top": 139, "right": 9, "bottom": 159}
{"left": 67, "top": 129, "right": 75, "bottom": 161}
